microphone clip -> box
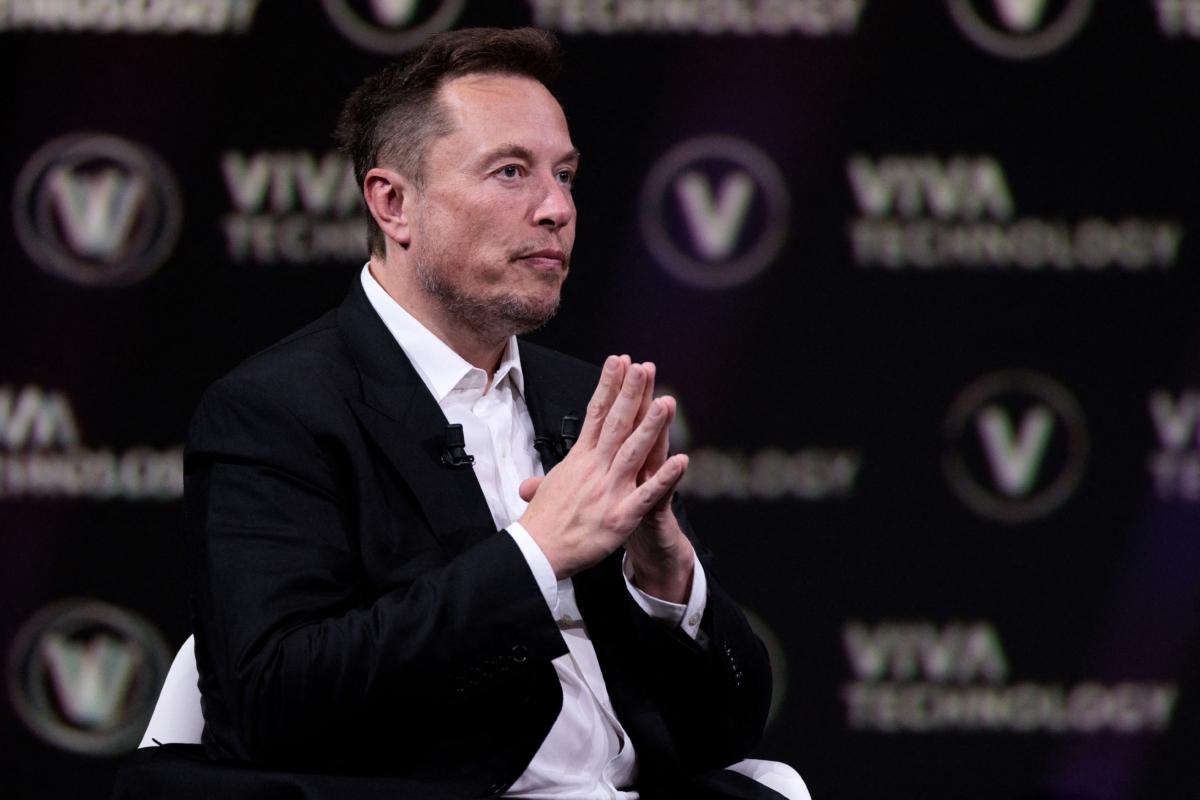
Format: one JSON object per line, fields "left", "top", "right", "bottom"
{"left": 440, "top": 424, "right": 475, "bottom": 469}
{"left": 534, "top": 414, "right": 581, "bottom": 463}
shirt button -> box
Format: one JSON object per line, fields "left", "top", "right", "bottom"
{"left": 687, "top": 614, "right": 700, "bottom": 627}
{"left": 511, "top": 644, "right": 528, "bottom": 663}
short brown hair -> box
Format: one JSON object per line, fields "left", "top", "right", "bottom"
{"left": 335, "top": 27, "right": 564, "bottom": 258}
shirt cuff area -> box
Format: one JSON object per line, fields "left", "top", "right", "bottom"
{"left": 622, "top": 550, "right": 708, "bottom": 643}
{"left": 506, "top": 522, "right": 559, "bottom": 611}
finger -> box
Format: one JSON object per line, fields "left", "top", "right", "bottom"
{"left": 633, "top": 361, "right": 656, "bottom": 429}
{"left": 596, "top": 363, "right": 648, "bottom": 458}
{"left": 612, "top": 396, "right": 669, "bottom": 480}
{"left": 518, "top": 476, "right": 544, "bottom": 503}
{"left": 577, "top": 355, "right": 625, "bottom": 448}
{"left": 640, "top": 395, "right": 675, "bottom": 483}
{"left": 618, "top": 453, "right": 689, "bottom": 520}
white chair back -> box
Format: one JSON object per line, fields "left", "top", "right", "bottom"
{"left": 139, "top": 634, "right": 204, "bottom": 747}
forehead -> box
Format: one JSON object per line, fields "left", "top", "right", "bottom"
{"left": 433, "top": 73, "right": 573, "bottom": 158}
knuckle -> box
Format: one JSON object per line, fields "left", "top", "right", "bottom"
{"left": 601, "top": 509, "right": 625, "bottom": 531}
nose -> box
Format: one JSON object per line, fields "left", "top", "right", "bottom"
{"left": 534, "top": 173, "right": 574, "bottom": 231}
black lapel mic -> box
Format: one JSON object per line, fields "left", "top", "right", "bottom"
{"left": 559, "top": 414, "right": 580, "bottom": 453}
{"left": 440, "top": 424, "right": 475, "bottom": 468}
{"left": 534, "top": 414, "right": 581, "bottom": 464}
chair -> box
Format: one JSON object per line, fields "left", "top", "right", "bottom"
{"left": 139, "top": 635, "right": 204, "bottom": 748}
{"left": 141, "top": 636, "right": 811, "bottom": 799}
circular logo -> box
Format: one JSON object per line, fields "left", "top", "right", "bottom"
{"left": 640, "top": 135, "right": 789, "bottom": 290}
{"left": 13, "top": 133, "right": 182, "bottom": 287}
{"left": 943, "top": 370, "right": 1088, "bottom": 524}
{"left": 321, "top": 0, "right": 465, "bottom": 54}
{"left": 7, "top": 599, "right": 171, "bottom": 755}
{"left": 946, "top": 0, "right": 1093, "bottom": 59}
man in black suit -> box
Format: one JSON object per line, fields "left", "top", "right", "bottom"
{"left": 180, "top": 27, "right": 788, "bottom": 799}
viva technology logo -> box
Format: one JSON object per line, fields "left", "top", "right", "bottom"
{"left": 1147, "top": 387, "right": 1200, "bottom": 501}
{"left": 947, "top": 0, "right": 1093, "bottom": 59}
{"left": 846, "top": 154, "right": 1183, "bottom": 272}
{"left": 13, "top": 133, "right": 182, "bottom": 287}
{"left": 7, "top": 599, "right": 171, "bottom": 755}
{"left": 942, "top": 371, "right": 1088, "bottom": 524}
{"left": 0, "top": 385, "right": 182, "bottom": 501}
{"left": 640, "top": 136, "right": 789, "bottom": 289}
{"left": 322, "top": 0, "right": 465, "bottom": 54}
{"left": 661, "top": 386, "right": 860, "bottom": 501}
{"left": 842, "top": 620, "right": 1177, "bottom": 733}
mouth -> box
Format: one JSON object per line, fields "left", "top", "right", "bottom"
{"left": 514, "top": 248, "right": 567, "bottom": 272}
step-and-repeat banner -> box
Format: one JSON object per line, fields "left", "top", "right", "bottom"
{"left": 3, "top": 2, "right": 1199, "bottom": 798}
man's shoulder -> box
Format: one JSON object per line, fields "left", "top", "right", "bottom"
{"left": 199, "top": 309, "right": 356, "bottom": 420}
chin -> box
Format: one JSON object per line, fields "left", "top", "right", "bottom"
{"left": 497, "top": 294, "right": 560, "bottom": 336}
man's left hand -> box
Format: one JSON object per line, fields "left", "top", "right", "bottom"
{"left": 622, "top": 362, "right": 694, "bottom": 604}
{"left": 519, "top": 359, "right": 695, "bottom": 604}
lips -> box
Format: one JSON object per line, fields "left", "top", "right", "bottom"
{"left": 515, "top": 248, "right": 567, "bottom": 270}
{"left": 519, "top": 248, "right": 565, "bottom": 262}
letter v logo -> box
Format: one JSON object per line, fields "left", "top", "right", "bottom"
{"left": 47, "top": 168, "right": 146, "bottom": 260}
{"left": 41, "top": 634, "right": 141, "bottom": 728}
{"left": 9, "top": 600, "right": 171, "bottom": 755}
{"left": 641, "top": 135, "right": 789, "bottom": 289}
{"left": 975, "top": 405, "right": 1053, "bottom": 496}
{"left": 992, "top": 0, "right": 1049, "bottom": 31}
{"left": 322, "top": 0, "right": 465, "bottom": 54}
{"left": 946, "top": 0, "right": 1092, "bottom": 59}
{"left": 674, "top": 171, "right": 755, "bottom": 261}
{"left": 943, "top": 371, "right": 1088, "bottom": 524}
{"left": 14, "top": 133, "right": 182, "bottom": 286}
{"left": 369, "top": 0, "right": 419, "bottom": 26}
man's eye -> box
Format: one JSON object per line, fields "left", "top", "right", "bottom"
{"left": 498, "top": 165, "right": 521, "bottom": 179}
{"left": 556, "top": 170, "right": 575, "bottom": 187}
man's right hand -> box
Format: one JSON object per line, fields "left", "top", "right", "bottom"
{"left": 517, "top": 355, "right": 689, "bottom": 579}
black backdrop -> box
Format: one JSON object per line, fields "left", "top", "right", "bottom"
{"left": 4, "top": 2, "right": 1200, "bottom": 798}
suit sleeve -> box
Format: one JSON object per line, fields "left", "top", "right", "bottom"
{"left": 619, "top": 493, "right": 773, "bottom": 772}
{"left": 185, "top": 376, "right": 566, "bottom": 766}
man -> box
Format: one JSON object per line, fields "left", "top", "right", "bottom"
{"left": 178, "top": 27, "right": 795, "bottom": 799}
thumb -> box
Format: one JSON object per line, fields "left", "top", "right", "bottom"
{"left": 519, "top": 476, "right": 544, "bottom": 503}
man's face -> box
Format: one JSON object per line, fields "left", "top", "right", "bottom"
{"left": 407, "top": 73, "right": 578, "bottom": 340}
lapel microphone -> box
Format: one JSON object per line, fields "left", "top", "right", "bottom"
{"left": 533, "top": 414, "right": 581, "bottom": 465}
{"left": 440, "top": 424, "right": 475, "bottom": 468}
{"left": 559, "top": 414, "right": 580, "bottom": 453}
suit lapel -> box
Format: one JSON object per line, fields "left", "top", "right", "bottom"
{"left": 519, "top": 341, "right": 586, "bottom": 473}
{"left": 337, "top": 279, "right": 496, "bottom": 555}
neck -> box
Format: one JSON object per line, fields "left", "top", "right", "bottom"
{"left": 368, "top": 257, "right": 508, "bottom": 378}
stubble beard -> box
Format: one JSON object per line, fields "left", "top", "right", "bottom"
{"left": 414, "top": 250, "right": 563, "bottom": 343}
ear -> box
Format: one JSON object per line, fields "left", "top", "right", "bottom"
{"left": 363, "top": 167, "right": 412, "bottom": 248}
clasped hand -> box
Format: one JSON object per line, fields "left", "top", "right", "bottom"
{"left": 517, "top": 355, "right": 694, "bottom": 602}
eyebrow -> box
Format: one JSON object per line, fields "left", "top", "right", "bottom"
{"left": 474, "top": 144, "right": 581, "bottom": 171}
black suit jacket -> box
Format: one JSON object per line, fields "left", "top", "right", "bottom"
{"left": 171, "top": 279, "right": 772, "bottom": 799}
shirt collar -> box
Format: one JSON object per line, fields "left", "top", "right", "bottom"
{"left": 360, "top": 264, "right": 524, "bottom": 402}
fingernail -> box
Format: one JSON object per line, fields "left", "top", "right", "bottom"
{"left": 604, "top": 356, "right": 617, "bottom": 372}
{"left": 649, "top": 400, "right": 663, "bottom": 418}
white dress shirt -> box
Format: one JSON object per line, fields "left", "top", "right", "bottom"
{"left": 360, "top": 266, "right": 708, "bottom": 798}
